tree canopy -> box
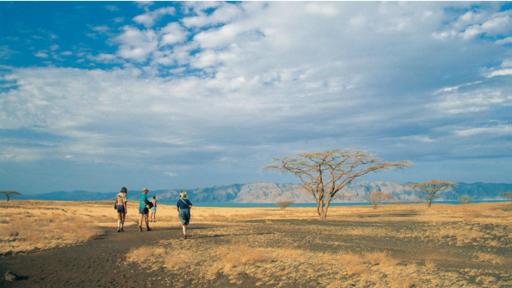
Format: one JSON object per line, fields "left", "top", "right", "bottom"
{"left": 0, "top": 191, "right": 21, "bottom": 201}
{"left": 267, "top": 149, "right": 409, "bottom": 219}
{"left": 413, "top": 180, "right": 454, "bottom": 207}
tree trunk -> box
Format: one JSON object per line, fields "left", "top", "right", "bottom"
{"left": 318, "top": 200, "right": 332, "bottom": 220}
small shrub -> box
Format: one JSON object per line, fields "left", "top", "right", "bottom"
{"left": 276, "top": 200, "right": 294, "bottom": 209}
{"left": 459, "top": 196, "right": 472, "bottom": 204}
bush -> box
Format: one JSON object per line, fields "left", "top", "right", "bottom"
{"left": 276, "top": 200, "right": 294, "bottom": 209}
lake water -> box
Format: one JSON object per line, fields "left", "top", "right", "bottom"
{"left": 182, "top": 200, "right": 509, "bottom": 208}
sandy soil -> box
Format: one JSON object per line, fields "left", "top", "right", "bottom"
{"left": 0, "top": 201, "right": 511, "bottom": 287}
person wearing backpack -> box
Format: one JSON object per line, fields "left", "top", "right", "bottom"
{"left": 149, "top": 196, "right": 157, "bottom": 222}
{"left": 138, "top": 188, "right": 152, "bottom": 232}
{"left": 114, "top": 187, "right": 128, "bottom": 232}
{"left": 177, "top": 191, "right": 192, "bottom": 239}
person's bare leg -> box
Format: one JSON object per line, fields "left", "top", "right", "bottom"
{"left": 120, "top": 212, "right": 125, "bottom": 231}
{"left": 145, "top": 214, "right": 150, "bottom": 231}
{"left": 138, "top": 214, "right": 143, "bottom": 232}
{"left": 117, "top": 213, "right": 122, "bottom": 232}
{"left": 182, "top": 224, "right": 187, "bottom": 238}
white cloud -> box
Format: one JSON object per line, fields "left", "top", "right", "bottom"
{"left": 0, "top": 147, "right": 43, "bottom": 162}
{"left": 135, "top": 1, "right": 153, "bottom": 8}
{"left": 34, "top": 51, "right": 49, "bottom": 58}
{"left": 193, "top": 23, "right": 247, "bottom": 49}
{"left": 435, "top": 89, "right": 512, "bottom": 114}
{"left": 92, "top": 25, "right": 110, "bottom": 33}
{"left": 455, "top": 124, "right": 512, "bottom": 137}
{"left": 115, "top": 26, "right": 158, "bottom": 62}
{"left": 305, "top": 3, "right": 339, "bottom": 16}
{"left": 3, "top": 2, "right": 512, "bottom": 174}
{"left": 160, "top": 23, "right": 187, "bottom": 46}
{"left": 89, "top": 53, "right": 119, "bottom": 63}
{"left": 434, "top": 9, "right": 512, "bottom": 40}
{"left": 182, "top": 2, "right": 243, "bottom": 28}
{"left": 134, "top": 7, "right": 175, "bottom": 28}
{"left": 486, "top": 68, "right": 512, "bottom": 78}
{"left": 434, "top": 81, "right": 483, "bottom": 94}
{"left": 401, "top": 135, "right": 435, "bottom": 143}
{"left": 165, "top": 171, "right": 178, "bottom": 177}
{"left": 496, "top": 36, "right": 512, "bottom": 45}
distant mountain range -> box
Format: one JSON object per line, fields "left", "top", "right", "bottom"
{"left": 18, "top": 181, "right": 512, "bottom": 203}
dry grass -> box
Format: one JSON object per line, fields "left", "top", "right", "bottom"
{"left": 0, "top": 201, "right": 101, "bottom": 253}
{"left": 474, "top": 252, "right": 505, "bottom": 265}
{"left": 1, "top": 200, "right": 512, "bottom": 287}
{"left": 123, "top": 202, "right": 512, "bottom": 287}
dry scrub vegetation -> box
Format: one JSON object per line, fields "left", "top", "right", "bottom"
{"left": 0, "top": 201, "right": 102, "bottom": 253}
{"left": 1, "top": 200, "right": 511, "bottom": 287}
{"left": 126, "top": 202, "right": 512, "bottom": 287}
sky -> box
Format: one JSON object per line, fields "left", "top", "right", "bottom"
{"left": 1, "top": 2, "right": 512, "bottom": 194}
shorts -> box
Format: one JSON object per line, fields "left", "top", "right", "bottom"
{"left": 151, "top": 207, "right": 157, "bottom": 213}
{"left": 139, "top": 207, "right": 149, "bottom": 215}
{"left": 116, "top": 205, "right": 125, "bottom": 213}
{"left": 178, "top": 208, "right": 190, "bottom": 225}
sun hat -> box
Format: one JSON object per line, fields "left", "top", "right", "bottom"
{"left": 120, "top": 187, "right": 128, "bottom": 193}
{"left": 143, "top": 187, "right": 149, "bottom": 192}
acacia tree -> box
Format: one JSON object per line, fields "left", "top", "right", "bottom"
{"left": 502, "top": 192, "right": 512, "bottom": 201}
{"left": 413, "top": 180, "right": 454, "bottom": 208}
{"left": 0, "top": 191, "right": 21, "bottom": 201}
{"left": 368, "top": 191, "right": 393, "bottom": 209}
{"left": 267, "top": 149, "right": 409, "bottom": 219}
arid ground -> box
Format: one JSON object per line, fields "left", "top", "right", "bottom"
{"left": 0, "top": 200, "right": 511, "bottom": 287}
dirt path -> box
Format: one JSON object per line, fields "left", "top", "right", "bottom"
{"left": 0, "top": 225, "right": 188, "bottom": 288}
{"left": 1, "top": 218, "right": 511, "bottom": 287}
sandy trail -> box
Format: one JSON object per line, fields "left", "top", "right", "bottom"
{"left": 0, "top": 225, "right": 188, "bottom": 288}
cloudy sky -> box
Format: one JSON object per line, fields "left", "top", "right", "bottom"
{"left": 1, "top": 2, "right": 511, "bottom": 193}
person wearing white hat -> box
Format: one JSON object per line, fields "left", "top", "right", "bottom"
{"left": 177, "top": 191, "right": 192, "bottom": 239}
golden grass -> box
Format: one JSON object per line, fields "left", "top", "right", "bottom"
{"left": 126, "top": 239, "right": 481, "bottom": 287}
{"left": 123, "top": 202, "right": 512, "bottom": 287}
{"left": 0, "top": 201, "right": 101, "bottom": 253}
{"left": 1, "top": 200, "right": 512, "bottom": 286}
{"left": 474, "top": 252, "right": 505, "bottom": 265}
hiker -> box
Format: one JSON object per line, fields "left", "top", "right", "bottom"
{"left": 121, "top": 187, "right": 128, "bottom": 223}
{"left": 138, "top": 188, "right": 152, "bottom": 232}
{"left": 177, "top": 191, "right": 192, "bottom": 239}
{"left": 150, "top": 196, "right": 157, "bottom": 222}
{"left": 114, "top": 187, "right": 128, "bottom": 232}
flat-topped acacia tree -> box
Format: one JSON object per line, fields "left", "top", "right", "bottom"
{"left": 267, "top": 149, "right": 409, "bottom": 219}
{"left": 502, "top": 192, "right": 512, "bottom": 201}
{"left": 368, "top": 191, "right": 393, "bottom": 209}
{"left": 0, "top": 191, "right": 21, "bottom": 201}
{"left": 413, "top": 180, "right": 454, "bottom": 208}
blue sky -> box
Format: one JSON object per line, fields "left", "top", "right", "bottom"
{"left": 1, "top": 2, "right": 512, "bottom": 193}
